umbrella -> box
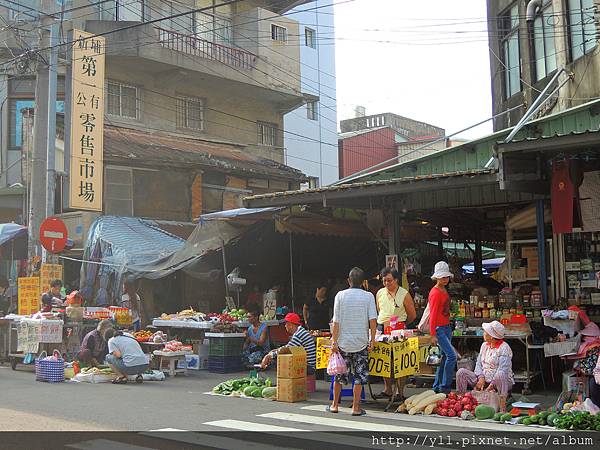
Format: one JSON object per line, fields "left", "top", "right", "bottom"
{"left": 0, "top": 223, "right": 27, "bottom": 246}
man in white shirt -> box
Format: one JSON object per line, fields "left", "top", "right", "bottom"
{"left": 328, "top": 267, "right": 377, "bottom": 417}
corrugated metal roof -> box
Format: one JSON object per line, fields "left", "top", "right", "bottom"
{"left": 342, "top": 98, "right": 600, "bottom": 184}
{"left": 104, "top": 126, "right": 306, "bottom": 181}
{"left": 338, "top": 126, "right": 388, "bottom": 140}
{"left": 245, "top": 168, "right": 494, "bottom": 202}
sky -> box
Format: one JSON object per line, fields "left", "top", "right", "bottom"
{"left": 333, "top": 0, "right": 494, "bottom": 140}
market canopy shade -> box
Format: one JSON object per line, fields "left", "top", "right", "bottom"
{"left": 0, "top": 223, "right": 26, "bottom": 246}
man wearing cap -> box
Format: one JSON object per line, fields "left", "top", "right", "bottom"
{"left": 260, "top": 312, "right": 316, "bottom": 374}
{"left": 456, "top": 320, "right": 514, "bottom": 412}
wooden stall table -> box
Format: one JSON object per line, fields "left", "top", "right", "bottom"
{"left": 153, "top": 349, "right": 192, "bottom": 377}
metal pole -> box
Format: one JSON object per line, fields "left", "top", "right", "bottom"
{"left": 289, "top": 232, "right": 295, "bottom": 312}
{"left": 536, "top": 200, "right": 548, "bottom": 305}
{"left": 221, "top": 240, "right": 229, "bottom": 299}
{"left": 44, "top": 21, "right": 59, "bottom": 263}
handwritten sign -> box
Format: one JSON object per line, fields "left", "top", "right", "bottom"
{"left": 40, "top": 320, "right": 63, "bottom": 343}
{"left": 40, "top": 264, "right": 63, "bottom": 293}
{"left": 17, "top": 320, "right": 39, "bottom": 353}
{"left": 69, "top": 30, "right": 105, "bottom": 211}
{"left": 393, "top": 337, "right": 420, "bottom": 377}
{"left": 316, "top": 337, "right": 331, "bottom": 369}
{"left": 368, "top": 342, "right": 392, "bottom": 377}
{"left": 18, "top": 277, "right": 40, "bottom": 315}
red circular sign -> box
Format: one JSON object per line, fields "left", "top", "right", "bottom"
{"left": 40, "top": 217, "right": 68, "bottom": 253}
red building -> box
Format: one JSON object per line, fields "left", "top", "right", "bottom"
{"left": 338, "top": 127, "right": 398, "bottom": 179}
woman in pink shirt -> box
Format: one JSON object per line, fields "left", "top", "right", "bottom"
{"left": 429, "top": 261, "right": 455, "bottom": 394}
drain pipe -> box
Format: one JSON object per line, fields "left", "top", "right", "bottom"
{"left": 526, "top": 0, "right": 542, "bottom": 21}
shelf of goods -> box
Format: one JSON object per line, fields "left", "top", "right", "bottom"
{"left": 152, "top": 319, "right": 213, "bottom": 329}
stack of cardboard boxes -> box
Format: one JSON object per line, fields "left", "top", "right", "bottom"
{"left": 276, "top": 347, "right": 307, "bottom": 402}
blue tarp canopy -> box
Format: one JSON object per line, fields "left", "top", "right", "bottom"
{"left": 200, "top": 207, "right": 282, "bottom": 221}
{"left": 0, "top": 223, "right": 27, "bottom": 246}
{"left": 462, "top": 257, "right": 506, "bottom": 274}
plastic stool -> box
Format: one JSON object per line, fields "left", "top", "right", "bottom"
{"left": 329, "top": 375, "right": 365, "bottom": 401}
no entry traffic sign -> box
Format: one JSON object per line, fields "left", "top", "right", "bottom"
{"left": 40, "top": 217, "right": 68, "bottom": 253}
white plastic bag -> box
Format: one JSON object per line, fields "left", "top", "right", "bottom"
{"left": 327, "top": 351, "right": 348, "bottom": 376}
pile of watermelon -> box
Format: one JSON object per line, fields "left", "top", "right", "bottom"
{"left": 434, "top": 392, "right": 479, "bottom": 417}
{"left": 212, "top": 376, "right": 276, "bottom": 399}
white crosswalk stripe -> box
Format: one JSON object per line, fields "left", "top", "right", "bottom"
{"left": 257, "top": 411, "right": 433, "bottom": 432}
{"left": 204, "top": 419, "right": 308, "bottom": 432}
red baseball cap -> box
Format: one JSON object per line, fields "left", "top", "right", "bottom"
{"left": 284, "top": 313, "right": 302, "bottom": 325}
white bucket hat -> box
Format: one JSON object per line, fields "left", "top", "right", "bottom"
{"left": 431, "top": 261, "right": 454, "bottom": 280}
{"left": 482, "top": 320, "right": 506, "bottom": 340}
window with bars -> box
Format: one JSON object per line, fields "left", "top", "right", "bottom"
{"left": 533, "top": 0, "right": 558, "bottom": 81}
{"left": 307, "top": 101, "right": 318, "bottom": 120}
{"left": 271, "top": 24, "right": 288, "bottom": 42}
{"left": 305, "top": 27, "right": 316, "bottom": 48}
{"left": 568, "top": 0, "right": 598, "bottom": 61}
{"left": 499, "top": 4, "right": 521, "bottom": 98}
{"left": 176, "top": 96, "right": 205, "bottom": 130}
{"left": 107, "top": 80, "right": 139, "bottom": 119}
{"left": 105, "top": 166, "right": 133, "bottom": 216}
{"left": 257, "top": 122, "right": 278, "bottom": 146}
{"left": 195, "top": 0, "right": 233, "bottom": 44}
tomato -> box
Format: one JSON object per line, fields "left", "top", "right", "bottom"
{"left": 448, "top": 409, "right": 456, "bottom": 417}
{"left": 438, "top": 408, "right": 448, "bottom": 416}
{"left": 463, "top": 403, "right": 473, "bottom": 411}
{"left": 457, "top": 394, "right": 464, "bottom": 402}
{"left": 441, "top": 400, "right": 450, "bottom": 409}
{"left": 454, "top": 404, "right": 463, "bottom": 413}
{"left": 448, "top": 392, "right": 457, "bottom": 400}
{"left": 461, "top": 397, "right": 471, "bottom": 406}
{"left": 432, "top": 407, "right": 439, "bottom": 415}
{"left": 464, "top": 392, "right": 473, "bottom": 399}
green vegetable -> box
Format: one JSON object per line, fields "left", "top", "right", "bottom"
{"left": 265, "top": 378, "right": 272, "bottom": 387}
{"left": 523, "top": 418, "right": 533, "bottom": 426}
{"left": 547, "top": 413, "right": 558, "bottom": 427}
{"left": 500, "top": 413, "right": 513, "bottom": 423}
{"left": 251, "top": 387, "right": 263, "bottom": 398}
{"left": 243, "top": 386, "right": 256, "bottom": 397}
{"left": 529, "top": 415, "right": 539, "bottom": 424}
{"left": 539, "top": 418, "right": 546, "bottom": 426}
{"left": 474, "top": 405, "right": 496, "bottom": 420}
{"left": 517, "top": 416, "right": 527, "bottom": 424}
{"left": 596, "top": 425, "right": 600, "bottom": 432}
{"left": 493, "top": 413, "right": 503, "bottom": 422}
{"left": 539, "top": 411, "right": 551, "bottom": 420}
{"left": 262, "top": 387, "right": 277, "bottom": 398}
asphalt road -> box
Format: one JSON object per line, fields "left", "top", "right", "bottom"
{"left": 0, "top": 364, "right": 597, "bottom": 450}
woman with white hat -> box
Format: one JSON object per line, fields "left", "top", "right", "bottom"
{"left": 456, "top": 320, "right": 514, "bottom": 412}
{"left": 429, "top": 261, "right": 456, "bottom": 394}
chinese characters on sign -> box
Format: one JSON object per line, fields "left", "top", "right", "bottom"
{"left": 392, "top": 337, "right": 419, "bottom": 377}
{"left": 368, "top": 342, "right": 392, "bottom": 377}
{"left": 69, "top": 30, "right": 105, "bottom": 211}
{"left": 18, "top": 277, "right": 41, "bottom": 315}
{"left": 40, "top": 264, "right": 63, "bottom": 293}
{"left": 316, "top": 337, "right": 332, "bottom": 370}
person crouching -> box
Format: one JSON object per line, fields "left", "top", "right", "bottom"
{"left": 104, "top": 328, "right": 149, "bottom": 384}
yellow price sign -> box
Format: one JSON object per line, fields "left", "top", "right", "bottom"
{"left": 393, "top": 337, "right": 420, "bottom": 377}
{"left": 316, "top": 337, "right": 331, "bottom": 370}
{"left": 368, "top": 342, "right": 392, "bottom": 377}
{"left": 18, "top": 277, "right": 41, "bottom": 315}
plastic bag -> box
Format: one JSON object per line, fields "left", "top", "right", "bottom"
{"left": 327, "top": 351, "right": 347, "bottom": 376}
{"left": 471, "top": 390, "right": 500, "bottom": 412}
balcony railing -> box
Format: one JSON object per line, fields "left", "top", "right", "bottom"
{"left": 156, "top": 27, "right": 256, "bottom": 70}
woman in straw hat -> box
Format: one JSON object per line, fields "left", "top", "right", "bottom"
{"left": 456, "top": 320, "right": 514, "bottom": 412}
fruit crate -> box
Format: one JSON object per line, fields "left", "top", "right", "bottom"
{"left": 209, "top": 337, "right": 245, "bottom": 357}
{"left": 208, "top": 355, "right": 244, "bottom": 373}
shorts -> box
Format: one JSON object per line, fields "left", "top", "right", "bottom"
{"left": 334, "top": 347, "right": 369, "bottom": 386}
{"left": 376, "top": 323, "right": 384, "bottom": 332}
{"left": 106, "top": 354, "right": 148, "bottom": 375}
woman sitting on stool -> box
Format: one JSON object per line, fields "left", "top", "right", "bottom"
{"left": 456, "top": 320, "right": 514, "bottom": 412}
{"left": 104, "top": 328, "right": 149, "bottom": 384}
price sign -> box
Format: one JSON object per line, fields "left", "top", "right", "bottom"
{"left": 420, "top": 343, "right": 433, "bottom": 363}
{"left": 316, "top": 337, "right": 331, "bottom": 369}
{"left": 368, "top": 342, "right": 392, "bottom": 377}
{"left": 40, "top": 264, "right": 63, "bottom": 293}
{"left": 18, "top": 277, "right": 41, "bottom": 315}
{"left": 393, "top": 337, "right": 420, "bottom": 377}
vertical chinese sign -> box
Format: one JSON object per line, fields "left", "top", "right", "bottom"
{"left": 69, "top": 30, "right": 105, "bottom": 211}
{"left": 40, "top": 264, "right": 63, "bottom": 293}
{"left": 18, "top": 277, "right": 41, "bottom": 315}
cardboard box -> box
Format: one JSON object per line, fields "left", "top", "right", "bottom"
{"left": 418, "top": 362, "right": 435, "bottom": 375}
{"left": 277, "top": 346, "right": 307, "bottom": 379}
{"left": 526, "top": 257, "right": 539, "bottom": 278}
{"left": 176, "top": 354, "right": 208, "bottom": 370}
{"left": 277, "top": 377, "right": 307, "bottom": 402}
{"left": 522, "top": 247, "right": 538, "bottom": 259}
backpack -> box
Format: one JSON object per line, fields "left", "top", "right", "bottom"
{"left": 417, "top": 302, "right": 431, "bottom": 334}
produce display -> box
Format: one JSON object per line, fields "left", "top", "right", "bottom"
{"left": 133, "top": 330, "right": 153, "bottom": 342}
{"left": 211, "top": 322, "right": 241, "bottom": 333}
{"left": 80, "top": 366, "right": 114, "bottom": 375}
{"left": 259, "top": 312, "right": 276, "bottom": 321}
{"left": 158, "top": 307, "right": 207, "bottom": 322}
{"left": 208, "top": 312, "right": 236, "bottom": 323}
{"left": 212, "top": 376, "right": 274, "bottom": 398}
{"left": 396, "top": 391, "right": 479, "bottom": 419}
{"left": 162, "top": 340, "right": 192, "bottom": 353}
{"left": 309, "top": 330, "right": 332, "bottom": 337}
{"left": 228, "top": 309, "right": 248, "bottom": 322}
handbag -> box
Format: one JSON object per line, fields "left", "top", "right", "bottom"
{"left": 35, "top": 349, "right": 65, "bottom": 383}
{"left": 471, "top": 389, "right": 500, "bottom": 412}
{"left": 417, "top": 302, "right": 431, "bottom": 334}
{"left": 327, "top": 351, "right": 348, "bottom": 376}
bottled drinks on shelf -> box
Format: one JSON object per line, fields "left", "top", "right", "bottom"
{"left": 482, "top": 303, "right": 490, "bottom": 319}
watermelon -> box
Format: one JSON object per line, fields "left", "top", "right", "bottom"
{"left": 474, "top": 405, "right": 496, "bottom": 420}
{"left": 243, "top": 386, "right": 256, "bottom": 397}
{"left": 262, "top": 387, "right": 277, "bottom": 398}
{"left": 251, "top": 388, "right": 263, "bottom": 398}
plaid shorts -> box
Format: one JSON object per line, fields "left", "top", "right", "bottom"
{"left": 334, "top": 347, "right": 369, "bottom": 386}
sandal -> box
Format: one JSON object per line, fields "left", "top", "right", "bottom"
{"left": 352, "top": 409, "right": 367, "bottom": 416}
{"left": 111, "top": 377, "right": 128, "bottom": 384}
{"left": 376, "top": 391, "right": 392, "bottom": 399}
{"left": 135, "top": 375, "right": 143, "bottom": 384}
{"left": 325, "top": 405, "right": 338, "bottom": 414}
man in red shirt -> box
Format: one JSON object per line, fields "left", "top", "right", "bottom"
{"left": 429, "top": 261, "right": 455, "bottom": 394}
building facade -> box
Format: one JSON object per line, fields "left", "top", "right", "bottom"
{"left": 283, "top": 0, "right": 338, "bottom": 187}
{"left": 0, "top": 0, "right": 311, "bottom": 223}
{"left": 487, "top": 0, "right": 599, "bottom": 131}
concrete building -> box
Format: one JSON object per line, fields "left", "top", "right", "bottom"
{"left": 0, "top": 0, "right": 311, "bottom": 223}
{"left": 283, "top": 0, "right": 338, "bottom": 187}
{"left": 487, "top": 0, "right": 599, "bottom": 131}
